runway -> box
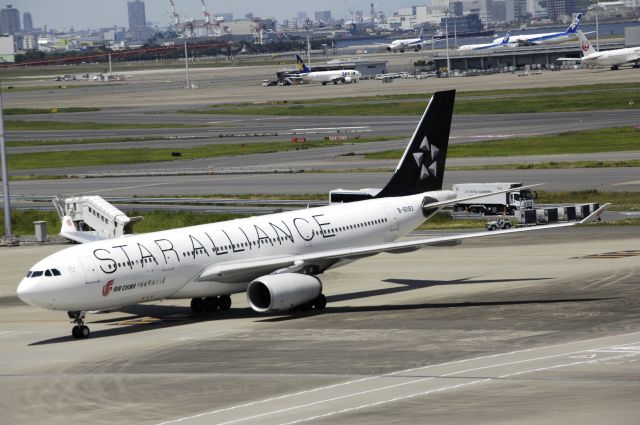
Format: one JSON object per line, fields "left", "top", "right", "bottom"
{"left": 8, "top": 109, "right": 640, "bottom": 155}
{"left": 1, "top": 226, "right": 639, "bottom": 424}
{"left": 8, "top": 168, "right": 640, "bottom": 197}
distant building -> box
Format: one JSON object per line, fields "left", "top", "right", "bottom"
{"left": 506, "top": 0, "right": 528, "bottom": 23}
{"left": 547, "top": 0, "right": 577, "bottom": 20}
{"left": 314, "top": 10, "right": 332, "bottom": 24}
{"left": 127, "top": 0, "right": 146, "bottom": 30}
{"left": 297, "top": 11, "right": 307, "bottom": 20}
{"left": 245, "top": 13, "right": 254, "bottom": 20}
{"left": 23, "top": 11, "right": 32, "bottom": 32}
{"left": 0, "top": 4, "right": 20, "bottom": 35}
{"left": 0, "top": 34, "right": 15, "bottom": 62}
{"left": 217, "top": 12, "right": 234, "bottom": 22}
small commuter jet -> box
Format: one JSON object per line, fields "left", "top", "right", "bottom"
{"left": 458, "top": 32, "right": 512, "bottom": 51}
{"left": 508, "top": 13, "right": 583, "bottom": 46}
{"left": 558, "top": 30, "right": 640, "bottom": 70}
{"left": 17, "top": 90, "right": 609, "bottom": 339}
{"left": 295, "top": 55, "right": 362, "bottom": 85}
{"left": 380, "top": 27, "right": 430, "bottom": 53}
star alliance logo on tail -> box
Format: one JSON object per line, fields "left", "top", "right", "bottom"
{"left": 413, "top": 136, "right": 439, "bottom": 180}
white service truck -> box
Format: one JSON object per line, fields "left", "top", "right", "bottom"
{"left": 452, "top": 182, "right": 535, "bottom": 215}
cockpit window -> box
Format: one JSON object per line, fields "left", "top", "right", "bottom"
{"left": 26, "top": 271, "right": 32, "bottom": 278}
{"left": 45, "top": 270, "right": 52, "bottom": 276}
{"left": 31, "top": 271, "right": 44, "bottom": 277}
{"left": 52, "top": 269, "right": 61, "bottom": 276}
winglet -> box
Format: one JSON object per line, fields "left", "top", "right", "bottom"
{"left": 579, "top": 203, "right": 610, "bottom": 224}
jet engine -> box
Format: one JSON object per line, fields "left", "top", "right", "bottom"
{"left": 386, "top": 47, "right": 392, "bottom": 52}
{"left": 343, "top": 76, "right": 353, "bottom": 83}
{"left": 415, "top": 45, "right": 422, "bottom": 51}
{"left": 246, "top": 273, "right": 322, "bottom": 313}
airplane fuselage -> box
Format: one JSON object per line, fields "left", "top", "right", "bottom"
{"left": 582, "top": 47, "right": 640, "bottom": 67}
{"left": 18, "top": 191, "right": 454, "bottom": 312}
{"left": 302, "top": 70, "right": 361, "bottom": 84}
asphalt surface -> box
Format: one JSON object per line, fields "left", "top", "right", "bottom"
{"left": 7, "top": 109, "right": 640, "bottom": 154}
{"left": 7, "top": 168, "right": 640, "bottom": 197}
{"left": 1, "top": 226, "right": 639, "bottom": 424}
{"left": 4, "top": 67, "right": 640, "bottom": 109}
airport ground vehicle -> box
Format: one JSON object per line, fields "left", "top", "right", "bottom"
{"left": 453, "top": 183, "right": 535, "bottom": 215}
{"left": 486, "top": 218, "right": 513, "bottom": 231}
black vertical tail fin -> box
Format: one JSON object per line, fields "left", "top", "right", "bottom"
{"left": 375, "top": 90, "right": 456, "bottom": 198}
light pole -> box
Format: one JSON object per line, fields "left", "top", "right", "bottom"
{"left": 594, "top": 0, "right": 599, "bottom": 51}
{"left": 0, "top": 83, "right": 12, "bottom": 241}
{"left": 444, "top": 10, "right": 451, "bottom": 77}
{"left": 184, "top": 41, "right": 191, "bottom": 89}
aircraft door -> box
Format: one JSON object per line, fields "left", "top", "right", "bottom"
{"left": 384, "top": 206, "right": 399, "bottom": 240}
{"left": 79, "top": 256, "right": 100, "bottom": 284}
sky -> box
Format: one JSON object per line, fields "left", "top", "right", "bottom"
{"left": 11, "top": 0, "right": 407, "bottom": 31}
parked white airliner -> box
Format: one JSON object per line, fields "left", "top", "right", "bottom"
{"left": 508, "top": 13, "right": 583, "bottom": 46}
{"left": 379, "top": 27, "right": 430, "bottom": 53}
{"left": 458, "top": 32, "right": 512, "bottom": 51}
{"left": 558, "top": 30, "right": 640, "bottom": 70}
{"left": 16, "top": 91, "right": 609, "bottom": 339}
{"left": 296, "top": 55, "right": 362, "bottom": 85}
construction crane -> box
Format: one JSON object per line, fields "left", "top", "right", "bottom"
{"left": 169, "top": 0, "right": 181, "bottom": 32}
{"left": 200, "top": 0, "right": 221, "bottom": 36}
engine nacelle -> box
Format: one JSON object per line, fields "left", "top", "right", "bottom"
{"left": 247, "top": 273, "right": 322, "bottom": 313}
{"left": 386, "top": 47, "right": 392, "bottom": 52}
{"left": 344, "top": 76, "right": 352, "bottom": 83}
{"left": 415, "top": 44, "right": 423, "bottom": 51}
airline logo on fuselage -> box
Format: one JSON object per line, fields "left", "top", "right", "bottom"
{"left": 102, "top": 280, "right": 114, "bottom": 297}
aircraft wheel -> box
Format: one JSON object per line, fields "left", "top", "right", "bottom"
{"left": 322, "top": 82, "right": 327, "bottom": 85}
{"left": 218, "top": 295, "right": 232, "bottom": 311}
{"left": 204, "top": 297, "right": 219, "bottom": 312}
{"left": 190, "top": 297, "right": 205, "bottom": 314}
{"left": 79, "top": 325, "right": 90, "bottom": 338}
{"left": 313, "top": 294, "right": 327, "bottom": 310}
{"left": 72, "top": 325, "right": 90, "bottom": 338}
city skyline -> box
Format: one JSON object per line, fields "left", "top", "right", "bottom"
{"left": 7, "top": 0, "right": 405, "bottom": 31}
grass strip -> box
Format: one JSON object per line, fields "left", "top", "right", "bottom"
{"left": 243, "top": 83, "right": 640, "bottom": 106}
{"left": 366, "top": 127, "right": 640, "bottom": 160}
{"left": 447, "top": 160, "right": 640, "bottom": 171}
{"left": 6, "top": 135, "right": 209, "bottom": 148}
{"left": 188, "top": 85, "right": 640, "bottom": 116}
{"left": 6, "top": 136, "right": 392, "bottom": 170}
{"left": 5, "top": 120, "right": 207, "bottom": 131}
{"left": 5, "top": 107, "right": 100, "bottom": 115}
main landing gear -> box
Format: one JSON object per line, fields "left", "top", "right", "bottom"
{"left": 190, "top": 295, "right": 232, "bottom": 314}
{"left": 68, "top": 311, "right": 90, "bottom": 339}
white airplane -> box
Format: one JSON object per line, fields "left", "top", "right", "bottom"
{"left": 508, "top": 13, "right": 583, "bottom": 46}
{"left": 558, "top": 30, "right": 640, "bottom": 70}
{"left": 16, "top": 90, "right": 609, "bottom": 339}
{"left": 458, "top": 32, "right": 512, "bottom": 51}
{"left": 296, "top": 55, "right": 361, "bottom": 85}
{"left": 380, "top": 27, "right": 430, "bottom": 53}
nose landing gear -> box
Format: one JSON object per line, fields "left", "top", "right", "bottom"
{"left": 68, "top": 311, "right": 90, "bottom": 339}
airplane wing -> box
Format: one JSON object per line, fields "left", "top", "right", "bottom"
{"left": 196, "top": 203, "right": 609, "bottom": 283}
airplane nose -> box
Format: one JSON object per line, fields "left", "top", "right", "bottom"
{"left": 16, "top": 278, "right": 43, "bottom": 307}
